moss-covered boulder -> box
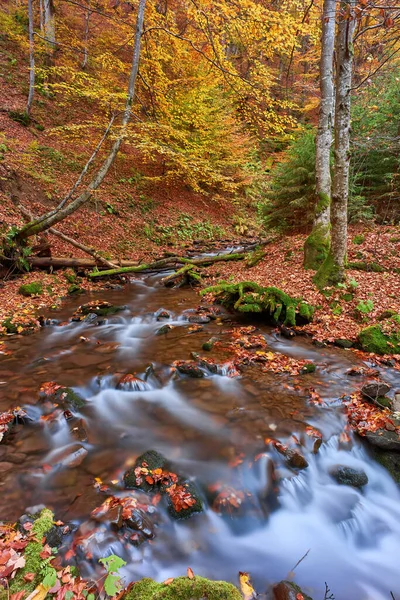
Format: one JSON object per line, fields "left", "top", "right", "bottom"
{"left": 72, "top": 300, "right": 126, "bottom": 320}
{"left": 2, "top": 316, "right": 40, "bottom": 335}
{"left": 358, "top": 315, "right": 400, "bottom": 354}
{"left": 18, "top": 282, "right": 43, "bottom": 296}
{"left": 39, "top": 382, "right": 86, "bottom": 411}
{"left": 201, "top": 281, "right": 314, "bottom": 327}
{"left": 124, "top": 450, "right": 203, "bottom": 520}
{"left": 124, "top": 576, "right": 242, "bottom": 600}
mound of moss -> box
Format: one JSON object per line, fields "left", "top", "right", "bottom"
{"left": 10, "top": 509, "right": 54, "bottom": 595}
{"left": 124, "top": 576, "right": 242, "bottom": 600}
{"left": 201, "top": 281, "right": 314, "bottom": 327}
{"left": 358, "top": 315, "right": 400, "bottom": 354}
{"left": 18, "top": 282, "right": 43, "bottom": 296}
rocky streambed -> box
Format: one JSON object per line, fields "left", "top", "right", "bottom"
{"left": 0, "top": 275, "right": 399, "bottom": 599}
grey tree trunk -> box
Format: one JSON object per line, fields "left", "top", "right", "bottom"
{"left": 314, "top": 0, "right": 357, "bottom": 288}
{"left": 26, "top": 0, "right": 35, "bottom": 116}
{"left": 82, "top": 0, "right": 91, "bottom": 70}
{"left": 44, "top": 0, "right": 56, "bottom": 52}
{"left": 304, "top": 0, "right": 336, "bottom": 270}
{"left": 17, "top": 0, "right": 147, "bottom": 242}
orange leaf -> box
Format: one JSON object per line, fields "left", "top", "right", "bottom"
{"left": 187, "top": 567, "right": 195, "bottom": 579}
{"left": 163, "top": 578, "right": 174, "bottom": 585}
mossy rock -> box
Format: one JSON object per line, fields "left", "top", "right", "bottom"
{"left": 9, "top": 509, "right": 54, "bottom": 595}
{"left": 372, "top": 448, "right": 400, "bottom": 484}
{"left": 347, "top": 261, "right": 384, "bottom": 273}
{"left": 166, "top": 480, "right": 203, "bottom": 520}
{"left": 334, "top": 339, "right": 353, "bottom": 349}
{"left": 300, "top": 362, "right": 316, "bottom": 374}
{"left": 358, "top": 315, "right": 400, "bottom": 355}
{"left": 40, "top": 383, "right": 86, "bottom": 411}
{"left": 19, "top": 282, "right": 43, "bottom": 296}
{"left": 124, "top": 450, "right": 169, "bottom": 490}
{"left": 202, "top": 337, "right": 218, "bottom": 351}
{"left": 2, "top": 316, "right": 39, "bottom": 335}
{"left": 201, "top": 281, "right": 314, "bottom": 327}
{"left": 68, "top": 284, "right": 84, "bottom": 295}
{"left": 75, "top": 301, "right": 126, "bottom": 319}
{"left": 124, "top": 576, "right": 242, "bottom": 600}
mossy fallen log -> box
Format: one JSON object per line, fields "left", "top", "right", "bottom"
{"left": 201, "top": 281, "right": 314, "bottom": 327}
{"left": 123, "top": 576, "right": 242, "bottom": 600}
{"left": 88, "top": 252, "right": 249, "bottom": 279}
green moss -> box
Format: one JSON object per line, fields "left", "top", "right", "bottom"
{"left": 68, "top": 284, "right": 83, "bottom": 295}
{"left": 352, "top": 234, "right": 365, "bottom": 245}
{"left": 19, "top": 282, "right": 43, "bottom": 296}
{"left": 202, "top": 337, "right": 218, "bottom": 351}
{"left": 303, "top": 223, "right": 330, "bottom": 270}
{"left": 124, "top": 450, "right": 168, "bottom": 489}
{"left": 316, "top": 192, "right": 330, "bottom": 215}
{"left": 10, "top": 509, "right": 54, "bottom": 595}
{"left": 347, "top": 261, "right": 384, "bottom": 273}
{"left": 313, "top": 251, "right": 344, "bottom": 289}
{"left": 376, "top": 396, "right": 392, "bottom": 409}
{"left": 201, "top": 281, "right": 314, "bottom": 326}
{"left": 301, "top": 362, "right": 316, "bottom": 374}
{"left": 358, "top": 315, "right": 400, "bottom": 354}
{"left": 124, "top": 576, "right": 242, "bottom": 600}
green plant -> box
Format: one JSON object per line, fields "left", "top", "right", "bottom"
{"left": 356, "top": 299, "right": 374, "bottom": 315}
{"left": 99, "top": 554, "right": 127, "bottom": 597}
{"left": 8, "top": 110, "right": 30, "bottom": 126}
{"left": 352, "top": 234, "right": 365, "bottom": 245}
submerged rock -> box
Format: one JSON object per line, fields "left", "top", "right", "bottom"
{"left": 361, "top": 381, "right": 391, "bottom": 401}
{"left": 330, "top": 465, "right": 368, "bottom": 488}
{"left": 73, "top": 301, "right": 126, "bottom": 320}
{"left": 155, "top": 309, "right": 172, "bottom": 320}
{"left": 173, "top": 360, "right": 205, "bottom": 378}
{"left": 39, "top": 382, "right": 86, "bottom": 411}
{"left": 117, "top": 375, "right": 149, "bottom": 391}
{"left": 124, "top": 576, "right": 242, "bottom": 600}
{"left": 270, "top": 580, "right": 313, "bottom": 600}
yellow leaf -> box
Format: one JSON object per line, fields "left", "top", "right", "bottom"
{"left": 26, "top": 584, "right": 50, "bottom": 600}
{"left": 239, "top": 572, "right": 256, "bottom": 600}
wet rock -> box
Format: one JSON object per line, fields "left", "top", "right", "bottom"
{"left": 330, "top": 465, "right": 368, "bottom": 488}
{"left": 156, "top": 324, "right": 174, "bottom": 336}
{"left": 365, "top": 429, "right": 400, "bottom": 452}
{"left": 202, "top": 337, "right": 219, "bottom": 351}
{"left": 5, "top": 452, "right": 26, "bottom": 465}
{"left": 334, "top": 338, "right": 353, "bottom": 349}
{"left": 173, "top": 360, "right": 205, "bottom": 378}
{"left": 45, "top": 523, "right": 77, "bottom": 548}
{"left": 39, "top": 382, "right": 86, "bottom": 411}
{"left": 0, "top": 461, "right": 14, "bottom": 472}
{"left": 188, "top": 315, "right": 210, "bottom": 324}
{"left": 372, "top": 448, "right": 400, "bottom": 483}
{"left": 117, "top": 374, "right": 149, "bottom": 391}
{"left": 83, "top": 312, "right": 98, "bottom": 324}
{"left": 73, "top": 301, "right": 126, "bottom": 320}
{"left": 300, "top": 362, "right": 316, "bottom": 375}
{"left": 361, "top": 381, "right": 391, "bottom": 401}
{"left": 166, "top": 480, "right": 203, "bottom": 520}
{"left": 124, "top": 450, "right": 168, "bottom": 490}
{"left": 50, "top": 445, "right": 89, "bottom": 469}
{"left": 280, "top": 326, "right": 296, "bottom": 339}
{"left": 124, "top": 508, "right": 155, "bottom": 541}
{"left": 270, "top": 581, "right": 313, "bottom": 600}
{"left": 273, "top": 442, "right": 308, "bottom": 469}
{"left": 155, "top": 309, "right": 172, "bottom": 320}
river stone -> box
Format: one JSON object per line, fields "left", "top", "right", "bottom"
{"left": 365, "top": 429, "right": 400, "bottom": 451}
{"left": 270, "top": 581, "right": 313, "bottom": 600}
{"left": 166, "top": 480, "right": 203, "bottom": 520}
{"left": 188, "top": 315, "right": 211, "bottom": 324}
{"left": 286, "top": 449, "right": 308, "bottom": 470}
{"left": 174, "top": 361, "right": 205, "bottom": 378}
{"left": 155, "top": 309, "right": 171, "bottom": 320}
{"left": 124, "top": 450, "right": 168, "bottom": 490}
{"left": 372, "top": 448, "right": 400, "bottom": 483}
{"left": 330, "top": 465, "right": 368, "bottom": 488}
{"left": 334, "top": 338, "right": 353, "bottom": 349}
{"left": 361, "top": 381, "right": 391, "bottom": 400}
{"left": 156, "top": 324, "right": 174, "bottom": 336}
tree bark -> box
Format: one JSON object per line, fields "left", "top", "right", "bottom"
{"left": 304, "top": 0, "right": 336, "bottom": 269}
{"left": 28, "top": 257, "right": 139, "bottom": 269}
{"left": 27, "top": 0, "right": 35, "bottom": 116}
{"left": 314, "top": 0, "right": 357, "bottom": 288}
{"left": 16, "top": 0, "right": 147, "bottom": 242}
{"left": 44, "top": 0, "right": 56, "bottom": 52}
{"left": 82, "top": 0, "right": 91, "bottom": 69}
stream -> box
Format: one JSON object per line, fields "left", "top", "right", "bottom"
{"left": 0, "top": 274, "right": 399, "bottom": 599}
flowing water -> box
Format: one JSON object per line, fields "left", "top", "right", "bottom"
{"left": 0, "top": 275, "right": 399, "bottom": 599}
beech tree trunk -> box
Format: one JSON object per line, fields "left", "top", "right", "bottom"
{"left": 314, "top": 0, "right": 356, "bottom": 288}
{"left": 27, "top": 0, "right": 35, "bottom": 116}
{"left": 44, "top": 0, "right": 56, "bottom": 53}
{"left": 16, "top": 0, "right": 147, "bottom": 243}
{"left": 304, "top": 0, "right": 336, "bottom": 269}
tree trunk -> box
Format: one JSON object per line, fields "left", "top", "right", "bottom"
{"left": 26, "top": 0, "right": 35, "bottom": 116}
{"left": 82, "top": 0, "right": 91, "bottom": 69}
{"left": 16, "top": 0, "right": 147, "bottom": 242}
{"left": 44, "top": 0, "right": 56, "bottom": 53}
{"left": 314, "top": 0, "right": 356, "bottom": 288}
{"left": 304, "top": 0, "right": 336, "bottom": 269}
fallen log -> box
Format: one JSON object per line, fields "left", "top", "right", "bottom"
{"left": 88, "top": 251, "right": 248, "bottom": 279}
{"left": 29, "top": 257, "right": 140, "bottom": 269}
